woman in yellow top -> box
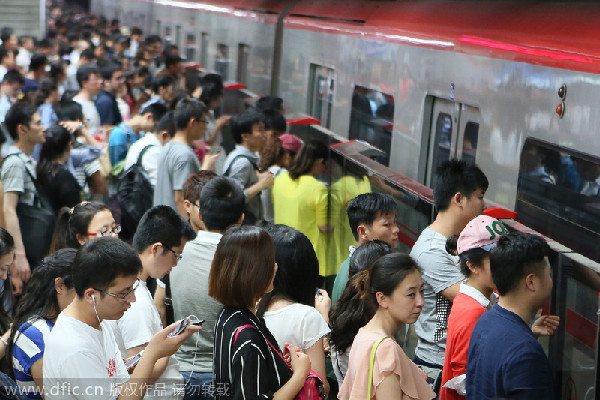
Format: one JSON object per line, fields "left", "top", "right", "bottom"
{"left": 272, "top": 140, "right": 336, "bottom": 277}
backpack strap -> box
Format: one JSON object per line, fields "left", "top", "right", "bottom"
{"left": 136, "top": 144, "right": 156, "bottom": 167}
{"left": 223, "top": 154, "right": 258, "bottom": 177}
{"left": 367, "top": 336, "right": 388, "bottom": 400}
{"left": 1, "top": 153, "right": 45, "bottom": 206}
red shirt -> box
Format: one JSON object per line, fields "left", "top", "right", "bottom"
{"left": 439, "top": 290, "right": 487, "bottom": 400}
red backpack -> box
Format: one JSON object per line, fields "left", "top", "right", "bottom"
{"left": 233, "top": 324, "right": 325, "bottom": 400}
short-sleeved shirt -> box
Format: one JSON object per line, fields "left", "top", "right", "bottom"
{"left": 263, "top": 303, "right": 330, "bottom": 352}
{"left": 331, "top": 247, "right": 356, "bottom": 307}
{"left": 115, "top": 281, "right": 183, "bottom": 400}
{"left": 339, "top": 328, "right": 435, "bottom": 400}
{"left": 171, "top": 230, "right": 223, "bottom": 373}
{"left": 153, "top": 141, "right": 201, "bottom": 211}
{"left": 272, "top": 172, "right": 333, "bottom": 276}
{"left": 410, "top": 227, "right": 464, "bottom": 366}
{"left": 124, "top": 134, "right": 162, "bottom": 188}
{"left": 223, "top": 145, "right": 261, "bottom": 221}
{"left": 466, "top": 304, "right": 554, "bottom": 400}
{"left": 95, "top": 90, "right": 122, "bottom": 127}
{"left": 1, "top": 146, "right": 37, "bottom": 206}
{"left": 74, "top": 96, "right": 101, "bottom": 135}
{"left": 43, "top": 314, "right": 130, "bottom": 400}
{"left": 13, "top": 318, "right": 55, "bottom": 399}
{"left": 108, "top": 123, "right": 140, "bottom": 166}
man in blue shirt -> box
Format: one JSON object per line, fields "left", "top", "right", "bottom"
{"left": 95, "top": 64, "right": 123, "bottom": 129}
{"left": 466, "top": 232, "right": 560, "bottom": 399}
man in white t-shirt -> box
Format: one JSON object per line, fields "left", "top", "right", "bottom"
{"left": 73, "top": 65, "right": 102, "bottom": 136}
{"left": 115, "top": 206, "right": 195, "bottom": 400}
{"left": 43, "top": 237, "right": 198, "bottom": 400}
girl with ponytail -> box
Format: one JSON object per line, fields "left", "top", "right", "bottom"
{"left": 338, "top": 253, "right": 435, "bottom": 400}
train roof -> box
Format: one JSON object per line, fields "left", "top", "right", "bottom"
{"left": 163, "top": 0, "right": 600, "bottom": 74}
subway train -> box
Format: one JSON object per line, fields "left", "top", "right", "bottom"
{"left": 91, "top": 0, "right": 600, "bottom": 398}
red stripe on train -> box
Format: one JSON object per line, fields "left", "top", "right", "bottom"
{"left": 565, "top": 308, "right": 597, "bottom": 350}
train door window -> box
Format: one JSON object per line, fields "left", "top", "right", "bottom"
{"left": 237, "top": 44, "right": 250, "bottom": 85}
{"left": 164, "top": 26, "right": 172, "bottom": 43}
{"left": 156, "top": 20, "right": 161, "bottom": 36}
{"left": 215, "top": 43, "right": 230, "bottom": 81}
{"left": 185, "top": 34, "right": 196, "bottom": 62}
{"left": 200, "top": 33, "right": 209, "bottom": 67}
{"left": 308, "top": 64, "right": 334, "bottom": 129}
{"left": 348, "top": 85, "right": 394, "bottom": 166}
{"left": 424, "top": 98, "right": 481, "bottom": 188}
{"left": 175, "top": 25, "right": 182, "bottom": 49}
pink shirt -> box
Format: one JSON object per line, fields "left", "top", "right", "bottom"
{"left": 339, "top": 327, "right": 435, "bottom": 400}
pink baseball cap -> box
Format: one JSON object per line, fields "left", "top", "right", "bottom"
{"left": 457, "top": 215, "right": 508, "bottom": 254}
{"left": 279, "top": 134, "right": 303, "bottom": 153}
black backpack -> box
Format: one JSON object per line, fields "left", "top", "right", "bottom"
{"left": 117, "top": 145, "right": 155, "bottom": 240}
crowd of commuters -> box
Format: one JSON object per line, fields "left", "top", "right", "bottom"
{"left": 0, "top": 10, "right": 562, "bottom": 400}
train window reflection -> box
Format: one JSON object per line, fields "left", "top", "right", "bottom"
{"left": 308, "top": 64, "right": 334, "bottom": 129}
{"left": 516, "top": 139, "right": 600, "bottom": 263}
{"left": 429, "top": 112, "right": 452, "bottom": 189}
{"left": 237, "top": 44, "right": 249, "bottom": 85}
{"left": 201, "top": 33, "right": 209, "bottom": 66}
{"left": 461, "top": 121, "right": 479, "bottom": 165}
{"left": 348, "top": 85, "right": 394, "bottom": 166}
{"left": 215, "top": 43, "right": 230, "bottom": 81}
{"left": 185, "top": 34, "right": 196, "bottom": 62}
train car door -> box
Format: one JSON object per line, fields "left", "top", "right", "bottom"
{"left": 308, "top": 64, "right": 335, "bottom": 129}
{"left": 425, "top": 98, "right": 481, "bottom": 188}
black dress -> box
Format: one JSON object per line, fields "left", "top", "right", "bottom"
{"left": 40, "top": 165, "right": 82, "bottom": 215}
{"left": 213, "top": 307, "right": 292, "bottom": 400}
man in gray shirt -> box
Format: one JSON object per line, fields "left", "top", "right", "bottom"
{"left": 222, "top": 109, "right": 273, "bottom": 224}
{"left": 410, "top": 160, "right": 488, "bottom": 393}
{"left": 170, "top": 177, "right": 244, "bottom": 400}
{"left": 154, "top": 98, "right": 207, "bottom": 217}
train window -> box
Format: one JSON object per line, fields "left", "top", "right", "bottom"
{"left": 175, "top": 25, "right": 182, "bottom": 49}
{"left": 185, "top": 34, "right": 196, "bottom": 62}
{"left": 164, "top": 26, "right": 172, "bottom": 43}
{"left": 516, "top": 138, "right": 600, "bottom": 263}
{"left": 308, "top": 64, "right": 334, "bottom": 129}
{"left": 237, "top": 44, "right": 250, "bottom": 85}
{"left": 200, "top": 33, "right": 209, "bottom": 67}
{"left": 215, "top": 43, "right": 230, "bottom": 81}
{"left": 156, "top": 20, "right": 161, "bottom": 36}
{"left": 348, "top": 85, "right": 394, "bottom": 166}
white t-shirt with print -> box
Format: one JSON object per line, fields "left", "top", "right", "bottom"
{"left": 43, "top": 314, "right": 129, "bottom": 400}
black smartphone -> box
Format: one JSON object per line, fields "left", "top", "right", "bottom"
{"left": 168, "top": 317, "right": 190, "bottom": 337}
{"left": 190, "top": 319, "right": 205, "bottom": 326}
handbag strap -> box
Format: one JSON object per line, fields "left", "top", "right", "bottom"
{"left": 233, "top": 324, "right": 286, "bottom": 361}
{"left": 136, "top": 144, "right": 156, "bottom": 167}
{"left": 367, "top": 336, "right": 388, "bottom": 400}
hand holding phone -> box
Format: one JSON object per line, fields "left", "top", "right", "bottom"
{"left": 168, "top": 317, "right": 190, "bottom": 337}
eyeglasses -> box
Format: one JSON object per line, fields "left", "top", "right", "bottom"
{"left": 88, "top": 224, "right": 121, "bottom": 237}
{"left": 162, "top": 243, "right": 183, "bottom": 261}
{"left": 95, "top": 280, "right": 139, "bottom": 302}
{"left": 192, "top": 201, "right": 200, "bottom": 208}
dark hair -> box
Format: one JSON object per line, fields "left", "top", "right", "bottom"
{"left": 262, "top": 109, "right": 286, "bottom": 133}
{"left": 199, "top": 177, "right": 245, "bottom": 231}
{"left": 199, "top": 81, "right": 223, "bottom": 107}
{"left": 346, "top": 193, "right": 397, "bottom": 241}
{"left": 200, "top": 73, "right": 223, "bottom": 90}
{"left": 2, "top": 70, "right": 24, "bottom": 85}
{"left": 131, "top": 27, "right": 143, "bottom": 36}
{"left": 490, "top": 232, "right": 551, "bottom": 296}
{"left": 258, "top": 133, "right": 295, "bottom": 171}
{"left": 4, "top": 102, "right": 36, "bottom": 140}
{"left": 140, "top": 102, "right": 168, "bottom": 123}
{"left": 0, "top": 229, "right": 14, "bottom": 335}
{"left": 144, "top": 34, "right": 161, "bottom": 46}
{"left": 288, "top": 139, "right": 328, "bottom": 180}
{"left": 156, "top": 110, "right": 176, "bottom": 137}
{"left": 209, "top": 226, "right": 275, "bottom": 307}
{"left": 72, "top": 237, "right": 142, "bottom": 297}
{"left": 231, "top": 109, "right": 265, "bottom": 144}
{"left": 256, "top": 95, "right": 283, "bottom": 113}
{"left": 173, "top": 98, "right": 207, "bottom": 130}
{"left": 183, "top": 170, "right": 217, "bottom": 204}
{"left": 165, "top": 53, "right": 182, "bottom": 68}
{"left": 75, "top": 65, "right": 100, "bottom": 87}
{"left": 0, "top": 27, "right": 13, "bottom": 43}
{"left": 0, "top": 228, "right": 15, "bottom": 257}
{"left": 433, "top": 160, "right": 488, "bottom": 211}
{"left": 446, "top": 235, "right": 488, "bottom": 277}
{"left": 79, "top": 48, "right": 96, "bottom": 62}
{"left": 56, "top": 100, "right": 83, "bottom": 121}
{"left": 29, "top": 78, "right": 58, "bottom": 107}
{"left": 10, "top": 248, "right": 76, "bottom": 356}
{"left": 151, "top": 74, "right": 173, "bottom": 94}
{"left": 51, "top": 202, "right": 111, "bottom": 251}
{"left": 29, "top": 53, "right": 47, "bottom": 72}
{"left": 349, "top": 239, "right": 392, "bottom": 277}
{"left": 99, "top": 63, "right": 120, "bottom": 80}
{"left": 36, "top": 124, "right": 71, "bottom": 185}
{"left": 256, "top": 225, "right": 320, "bottom": 317}
{"left": 132, "top": 206, "right": 195, "bottom": 253}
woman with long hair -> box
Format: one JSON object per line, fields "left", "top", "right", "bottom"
{"left": 256, "top": 224, "right": 331, "bottom": 396}
{"left": 0, "top": 228, "right": 15, "bottom": 368}
{"left": 31, "top": 78, "right": 59, "bottom": 129}
{"left": 10, "top": 248, "right": 77, "bottom": 399}
{"left": 209, "top": 226, "right": 311, "bottom": 400}
{"left": 50, "top": 201, "right": 119, "bottom": 252}
{"left": 36, "top": 124, "right": 81, "bottom": 214}
{"left": 272, "top": 139, "right": 336, "bottom": 277}
{"left": 339, "top": 253, "right": 434, "bottom": 400}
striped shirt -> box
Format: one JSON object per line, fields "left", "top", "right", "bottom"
{"left": 12, "top": 318, "right": 54, "bottom": 399}
{"left": 213, "top": 307, "right": 292, "bottom": 400}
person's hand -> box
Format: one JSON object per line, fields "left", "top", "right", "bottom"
{"left": 145, "top": 320, "right": 201, "bottom": 360}
{"left": 286, "top": 343, "right": 311, "bottom": 378}
{"left": 256, "top": 170, "right": 274, "bottom": 190}
{"left": 215, "top": 115, "right": 231, "bottom": 130}
{"left": 201, "top": 151, "right": 221, "bottom": 171}
{"left": 14, "top": 252, "right": 30, "bottom": 283}
{"left": 59, "top": 121, "right": 84, "bottom": 135}
{"left": 531, "top": 314, "right": 560, "bottom": 337}
{"left": 11, "top": 275, "right": 22, "bottom": 296}
{"left": 314, "top": 289, "right": 331, "bottom": 319}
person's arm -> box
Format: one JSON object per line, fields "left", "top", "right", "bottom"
{"left": 273, "top": 344, "right": 311, "bottom": 400}
{"left": 415, "top": 249, "right": 464, "bottom": 302}
{"left": 174, "top": 190, "right": 186, "bottom": 219}
{"left": 0, "top": 328, "right": 11, "bottom": 358}
{"left": 304, "top": 339, "right": 330, "bottom": 397}
{"left": 30, "top": 358, "right": 44, "bottom": 399}
{"left": 440, "top": 282, "right": 461, "bottom": 302}
{"left": 205, "top": 116, "right": 230, "bottom": 146}
{"left": 244, "top": 170, "right": 274, "bottom": 200}
{"left": 87, "top": 171, "right": 108, "bottom": 195}
{"left": 153, "top": 286, "right": 167, "bottom": 328}
{"left": 4, "top": 192, "right": 28, "bottom": 293}
{"left": 375, "top": 373, "right": 403, "bottom": 400}
{"left": 126, "top": 344, "right": 169, "bottom": 385}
